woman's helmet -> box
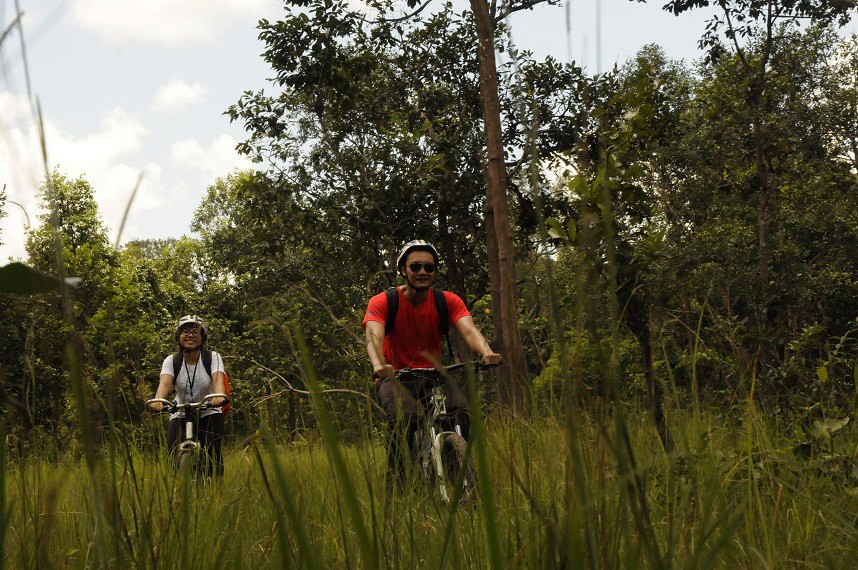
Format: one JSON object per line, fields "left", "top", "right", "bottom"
{"left": 174, "top": 315, "right": 208, "bottom": 345}
{"left": 396, "top": 240, "right": 439, "bottom": 270}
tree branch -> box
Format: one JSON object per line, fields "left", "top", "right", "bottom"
{"left": 375, "top": 0, "right": 435, "bottom": 23}
{"left": 495, "top": 0, "right": 548, "bottom": 24}
{"left": 0, "top": 10, "right": 23, "bottom": 48}
{"left": 246, "top": 357, "right": 385, "bottom": 415}
{"left": 297, "top": 283, "right": 365, "bottom": 346}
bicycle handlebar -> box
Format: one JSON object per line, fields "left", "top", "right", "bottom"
{"left": 395, "top": 360, "right": 500, "bottom": 378}
{"left": 146, "top": 393, "right": 230, "bottom": 413}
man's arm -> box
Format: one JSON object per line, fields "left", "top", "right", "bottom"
{"left": 365, "top": 320, "right": 394, "bottom": 379}
{"left": 454, "top": 316, "right": 502, "bottom": 364}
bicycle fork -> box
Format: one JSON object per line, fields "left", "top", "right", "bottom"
{"left": 178, "top": 417, "right": 201, "bottom": 456}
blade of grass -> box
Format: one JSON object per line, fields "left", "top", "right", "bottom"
{"left": 291, "top": 325, "right": 377, "bottom": 566}
{"left": 113, "top": 171, "right": 144, "bottom": 250}
{"left": 0, "top": 422, "right": 6, "bottom": 570}
{"left": 465, "top": 366, "right": 503, "bottom": 569}
{"left": 253, "top": 441, "right": 307, "bottom": 568}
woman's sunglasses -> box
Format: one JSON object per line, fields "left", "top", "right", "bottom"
{"left": 408, "top": 262, "right": 436, "bottom": 274}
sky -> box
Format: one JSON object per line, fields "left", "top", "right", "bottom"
{"left": 0, "top": 0, "right": 853, "bottom": 263}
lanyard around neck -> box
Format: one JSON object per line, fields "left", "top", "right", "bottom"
{"left": 183, "top": 357, "right": 199, "bottom": 401}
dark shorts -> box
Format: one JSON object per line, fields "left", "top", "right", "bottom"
{"left": 377, "top": 375, "right": 470, "bottom": 425}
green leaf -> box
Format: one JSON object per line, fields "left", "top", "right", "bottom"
{"left": 0, "top": 263, "right": 81, "bottom": 296}
{"left": 816, "top": 366, "right": 828, "bottom": 383}
{"left": 567, "top": 219, "right": 577, "bottom": 241}
{"left": 546, "top": 218, "right": 568, "bottom": 241}
{"left": 810, "top": 418, "right": 850, "bottom": 440}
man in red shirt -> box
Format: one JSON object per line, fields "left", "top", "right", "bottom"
{"left": 363, "top": 240, "right": 501, "bottom": 485}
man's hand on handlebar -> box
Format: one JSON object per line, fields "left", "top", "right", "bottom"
{"left": 209, "top": 396, "right": 226, "bottom": 407}
{"left": 373, "top": 364, "right": 395, "bottom": 382}
{"left": 149, "top": 400, "right": 164, "bottom": 412}
{"left": 482, "top": 352, "right": 502, "bottom": 366}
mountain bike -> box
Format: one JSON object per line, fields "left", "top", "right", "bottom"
{"left": 394, "top": 361, "right": 496, "bottom": 505}
{"left": 146, "top": 392, "right": 229, "bottom": 477}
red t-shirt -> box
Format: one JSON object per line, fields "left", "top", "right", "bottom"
{"left": 362, "top": 287, "right": 470, "bottom": 369}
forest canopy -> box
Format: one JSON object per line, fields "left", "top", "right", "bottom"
{"left": 1, "top": 0, "right": 856, "bottom": 449}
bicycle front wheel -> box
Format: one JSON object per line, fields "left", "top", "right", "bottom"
{"left": 178, "top": 449, "right": 198, "bottom": 478}
{"left": 441, "top": 434, "right": 478, "bottom": 505}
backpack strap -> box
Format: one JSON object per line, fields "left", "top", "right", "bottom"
{"left": 201, "top": 349, "right": 213, "bottom": 378}
{"left": 172, "top": 350, "right": 214, "bottom": 378}
{"left": 172, "top": 352, "right": 183, "bottom": 378}
{"left": 384, "top": 287, "right": 399, "bottom": 336}
{"left": 433, "top": 288, "right": 449, "bottom": 336}
{"left": 433, "top": 289, "right": 455, "bottom": 362}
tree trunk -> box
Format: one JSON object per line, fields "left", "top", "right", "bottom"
{"left": 470, "top": 0, "right": 530, "bottom": 415}
{"left": 624, "top": 291, "right": 672, "bottom": 450}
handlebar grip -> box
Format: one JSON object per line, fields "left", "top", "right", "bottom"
{"left": 202, "top": 393, "right": 230, "bottom": 408}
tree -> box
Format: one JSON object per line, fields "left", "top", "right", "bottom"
{"left": 228, "top": 0, "right": 556, "bottom": 412}
{"left": 656, "top": 0, "right": 857, "bottom": 367}
{"left": 665, "top": 25, "right": 858, "bottom": 400}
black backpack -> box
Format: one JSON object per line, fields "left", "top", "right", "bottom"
{"left": 384, "top": 287, "right": 454, "bottom": 360}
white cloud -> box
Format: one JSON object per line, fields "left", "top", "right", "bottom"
{"left": 0, "top": 95, "right": 164, "bottom": 259}
{"left": 70, "top": 0, "right": 275, "bottom": 46}
{"left": 0, "top": 93, "right": 50, "bottom": 261}
{"left": 171, "top": 134, "right": 252, "bottom": 180}
{"left": 153, "top": 79, "right": 207, "bottom": 113}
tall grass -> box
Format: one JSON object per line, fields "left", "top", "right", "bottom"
{"left": 3, "top": 406, "right": 857, "bottom": 567}
{"left": 4, "top": 6, "right": 856, "bottom": 568}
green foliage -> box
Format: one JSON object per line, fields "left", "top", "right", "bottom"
{"left": 1, "top": 14, "right": 856, "bottom": 566}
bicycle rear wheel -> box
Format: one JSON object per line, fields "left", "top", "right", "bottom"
{"left": 441, "top": 433, "right": 478, "bottom": 505}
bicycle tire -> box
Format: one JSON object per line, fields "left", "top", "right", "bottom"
{"left": 441, "top": 433, "right": 478, "bottom": 505}
{"left": 178, "top": 450, "right": 197, "bottom": 478}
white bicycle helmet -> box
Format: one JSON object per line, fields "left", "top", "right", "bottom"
{"left": 396, "top": 240, "right": 439, "bottom": 269}
{"left": 174, "top": 315, "right": 208, "bottom": 344}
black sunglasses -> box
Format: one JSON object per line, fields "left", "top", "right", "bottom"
{"left": 408, "top": 262, "right": 436, "bottom": 274}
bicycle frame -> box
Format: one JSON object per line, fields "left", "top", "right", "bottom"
{"left": 420, "top": 382, "right": 461, "bottom": 502}
{"left": 397, "top": 362, "right": 487, "bottom": 503}
{"left": 146, "top": 393, "right": 229, "bottom": 475}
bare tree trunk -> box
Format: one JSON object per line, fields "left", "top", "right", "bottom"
{"left": 470, "top": 0, "right": 530, "bottom": 415}
{"left": 638, "top": 314, "right": 671, "bottom": 451}
{"left": 622, "top": 283, "right": 671, "bottom": 450}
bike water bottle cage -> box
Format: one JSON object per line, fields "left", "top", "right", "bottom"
{"left": 430, "top": 387, "right": 448, "bottom": 419}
